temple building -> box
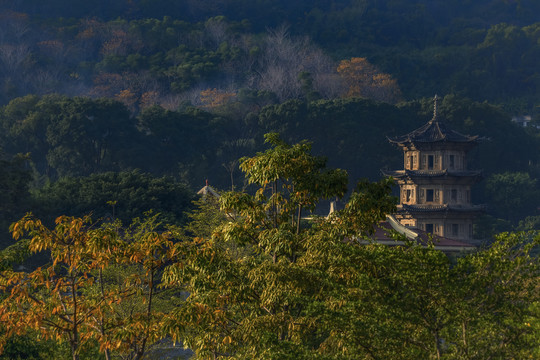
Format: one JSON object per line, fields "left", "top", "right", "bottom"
{"left": 382, "top": 96, "right": 484, "bottom": 242}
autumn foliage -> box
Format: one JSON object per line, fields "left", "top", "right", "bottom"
{"left": 0, "top": 213, "right": 178, "bottom": 360}
{"left": 337, "top": 57, "right": 403, "bottom": 104}
{"left": 199, "top": 88, "right": 237, "bottom": 109}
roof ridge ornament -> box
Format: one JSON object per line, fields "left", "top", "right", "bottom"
{"left": 432, "top": 94, "right": 439, "bottom": 122}
{"left": 388, "top": 93, "right": 480, "bottom": 145}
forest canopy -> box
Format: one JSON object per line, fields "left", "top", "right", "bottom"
{"left": 0, "top": 2, "right": 538, "bottom": 356}
{"left": 0, "top": 136, "right": 538, "bottom": 360}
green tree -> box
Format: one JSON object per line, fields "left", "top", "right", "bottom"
{"left": 45, "top": 97, "right": 134, "bottom": 177}
{"left": 31, "top": 170, "right": 194, "bottom": 226}
{"left": 95, "top": 214, "right": 182, "bottom": 360}
{"left": 161, "top": 134, "right": 397, "bottom": 358}
{"left": 445, "top": 232, "right": 540, "bottom": 359}
{"left": 0, "top": 95, "right": 53, "bottom": 176}
{"left": 0, "top": 153, "right": 31, "bottom": 248}
{"left": 134, "top": 105, "right": 216, "bottom": 176}
{"left": 485, "top": 172, "right": 540, "bottom": 223}
{"left": 0, "top": 95, "right": 136, "bottom": 179}
{"left": 518, "top": 215, "right": 540, "bottom": 231}
{"left": 160, "top": 134, "right": 539, "bottom": 359}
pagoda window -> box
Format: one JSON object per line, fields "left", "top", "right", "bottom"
{"left": 426, "top": 224, "right": 434, "bottom": 233}
{"left": 409, "top": 156, "right": 413, "bottom": 169}
{"left": 406, "top": 189, "right": 412, "bottom": 202}
{"left": 452, "top": 224, "right": 459, "bottom": 236}
{"left": 428, "top": 155, "right": 434, "bottom": 170}
{"left": 426, "top": 189, "right": 434, "bottom": 202}
{"left": 451, "top": 189, "right": 457, "bottom": 202}
{"left": 449, "top": 155, "right": 455, "bottom": 169}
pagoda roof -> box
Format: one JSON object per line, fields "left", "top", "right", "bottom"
{"left": 382, "top": 169, "right": 483, "bottom": 179}
{"left": 197, "top": 180, "right": 220, "bottom": 198}
{"left": 361, "top": 215, "right": 476, "bottom": 252}
{"left": 398, "top": 204, "right": 486, "bottom": 213}
{"left": 389, "top": 96, "right": 480, "bottom": 146}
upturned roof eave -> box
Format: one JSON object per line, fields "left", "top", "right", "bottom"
{"left": 381, "top": 169, "right": 483, "bottom": 179}
{"left": 388, "top": 135, "right": 480, "bottom": 146}
{"left": 397, "top": 204, "right": 486, "bottom": 213}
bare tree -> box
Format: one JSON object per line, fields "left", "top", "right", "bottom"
{"left": 204, "top": 17, "right": 229, "bottom": 49}
{"left": 252, "top": 25, "right": 339, "bottom": 101}
{"left": 0, "top": 10, "right": 31, "bottom": 43}
{"left": 29, "top": 68, "right": 64, "bottom": 95}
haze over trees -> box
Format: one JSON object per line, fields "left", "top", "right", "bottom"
{"left": 0, "top": 1, "right": 538, "bottom": 358}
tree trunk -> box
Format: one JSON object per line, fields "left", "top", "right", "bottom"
{"left": 99, "top": 268, "right": 111, "bottom": 360}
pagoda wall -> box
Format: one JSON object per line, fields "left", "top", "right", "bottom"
{"left": 400, "top": 184, "right": 471, "bottom": 205}
{"left": 403, "top": 149, "right": 467, "bottom": 171}
{"left": 395, "top": 213, "right": 474, "bottom": 240}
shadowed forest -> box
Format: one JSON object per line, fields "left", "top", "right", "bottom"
{"left": 0, "top": 1, "right": 539, "bottom": 359}
{"left": 0, "top": 0, "right": 538, "bottom": 239}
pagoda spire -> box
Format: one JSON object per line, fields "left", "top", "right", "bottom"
{"left": 432, "top": 94, "right": 439, "bottom": 122}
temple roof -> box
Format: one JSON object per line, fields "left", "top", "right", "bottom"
{"left": 389, "top": 95, "right": 480, "bottom": 145}
{"left": 398, "top": 204, "right": 486, "bottom": 213}
{"left": 362, "top": 215, "right": 476, "bottom": 252}
{"left": 197, "top": 180, "right": 220, "bottom": 198}
{"left": 382, "top": 169, "right": 483, "bottom": 179}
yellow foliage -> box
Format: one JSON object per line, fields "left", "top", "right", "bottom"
{"left": 337, "top": 57, "right": 402, "bottom": 104}
{"left": 140, "top": 91, "right": 160, "bottom": 109}
{"left": 200, "top": 88, "right": 236, "bottom": 109}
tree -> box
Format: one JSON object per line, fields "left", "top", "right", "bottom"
{"left": 0, "top": 153, "right": 31, "bottom": 248}
{"left": 161, "top": 134, "right": 397, "bottom": 358}
{"left": 160, "top": 134, "right": 539, "bottom": 359}
{"left": 0, "top": 95, "right": 136, "bottom": 179}
{"left": 485, "top": 172, "right": 540, "bottom": 224}
{"left": 518, "top": 215, "right": 540, "bottom": 231}
{"left": 337, "top": 57, "right": 403, "bottom": 104}
{"left": 32, "top": 170, "right": 194, "bottom": 226}
{"left": 199, "top": 88, "right": 237, "bottom": 110}
{"left": 0, "top": 213, "right": 182, "bottom": 360}
{"left": 0, "top": 215, "right": 115, "bottom": 360}
{"left": 254, "top": 26, "right": 338, "bottom": 102}
{"left": 0, "top": 95, "right": 50, "bottom": 174}
{"left": 95, "top": 213, "right": 182, "bottom": 360}
{"left": 45, "top": 97, "right": 134, "bottom": 177}
{"left": 445, "top": 231, "right": 540, "bottom": 359}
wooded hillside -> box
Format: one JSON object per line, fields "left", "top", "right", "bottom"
{"left": 0, "top": 3, "right": 539, "bottom": 356}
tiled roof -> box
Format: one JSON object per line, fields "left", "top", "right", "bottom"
{"left": 389, "top": 118, "right": 479, "bottom": 145}
{"left": 389, "top": 96, "right": 480, "bottom": 145}
{"left": 363, "top": 215, "right": 476, "bottom": 252}
{"left": 382, "top": 169, "right": 483, "bottom": 179}
{"left": 398, "top": 204, "right": 486, "bottom": 213}
{"left": 197, "top": 181, "right": 220, "bottom": 198}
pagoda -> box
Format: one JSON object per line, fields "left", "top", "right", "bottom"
{"left": 382, "top": 96, "right": 484, "bottom": 242}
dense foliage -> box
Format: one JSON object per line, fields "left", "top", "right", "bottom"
{"left": 0, "top": 2, "right": 538, "bottom": 358}
{"left": 0, "top": 1, "right": 539, "bottom": 112}
{"left": 0, "top": 94, "right": 539, "bottom": 244}
{"left": 1, "top": 136, "right": 538, "bottom": 359}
